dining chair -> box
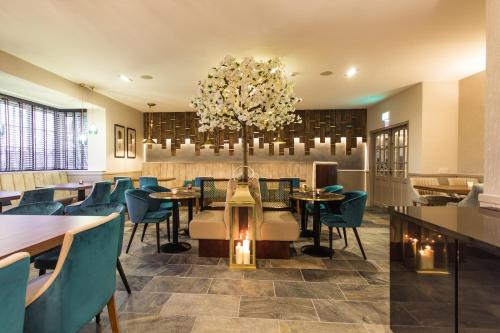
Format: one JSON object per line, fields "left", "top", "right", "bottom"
{"left": 24, "top": 213, "right": 121, "bottom": 333}
{"left": 125, "top": 189, "right": 172, "bottom": 253}
{"left": 139, "top": 176, "right": 158, "bottom": 189}
{"left": 141, "top": 185, "right": 173, "bottom": 240}
{"left": 114, "top": 176, "right": 132, "bottom": 183}
{"left": 304, "top": 184, "right": 344, "bottom": 235}
{"left": 110, "top": 178, "right": 134, "bottom": 206}
{"left": 0, "top": 252, "right": 30, "bottom": 333}
{"left": 321, "top": 191, "right": 368, "bottom": 259}
{"left": 447, "top": 183, "right": 484, "bottom": 207}
{"left": 34, "top": 203, "right": 131, "bottom": 294}
{"left": 2, "top": 202, "right": 64, "bottom": 215}
{"left": 64, "top": 181, "right": 111, "bottom": 215}
{"left": 19, "top": 188, "right": 55, "bottom": 206}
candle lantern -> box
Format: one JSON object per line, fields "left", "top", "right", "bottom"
{"left": 228, "top": 183, "right": 257, "bottom": 270}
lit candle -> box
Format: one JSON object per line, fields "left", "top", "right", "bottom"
{"left": 235, "top": 242, "right": 243, "bottom": 265}
{"left": 411, "top": 238, "right": 418, "bottom": 257}
{"left": 242, "top": 231, "right": 250, "bottom": 265}
{"left": 419, "top": 245, "right": 434, "bottom": 270}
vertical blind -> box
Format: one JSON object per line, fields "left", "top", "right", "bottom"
{"left": 0, "top": 95, "right": 88, "bottom": 171}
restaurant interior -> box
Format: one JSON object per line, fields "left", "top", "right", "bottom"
{"left": 1, "top": 1, "right": 499, "bottom": 332}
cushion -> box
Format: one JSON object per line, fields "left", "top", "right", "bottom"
{"left": 189, "top": 210, "right": 226, "bottom": 240}
{"left": 160, "top": 201, "right": 173, "bottom": 210}
{"left": 23, "top": 173, "right": 36, "bottom": 189}
{"left": 0, "top": 173, "right": 14, "bottom": 190}
{"left": 260, "top": 211, "right": 300, "bottom": 241}
{"left": 144, "top": 209, "right": 171, "bottom": 222}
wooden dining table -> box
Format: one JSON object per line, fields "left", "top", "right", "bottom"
{"left": 413, "top": 184, "right": 471, "bottom": 196}
{"left": 0, "top": 215, "right": 104, "bottom": 260}
{"left": 41, "top": 182, "right": 94, "bottom": 201}
{"left": 0, "top": 191, "right": 22, "bottom": 213}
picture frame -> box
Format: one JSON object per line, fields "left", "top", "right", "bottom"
{"left": 114, "top": 124, "right": 125, "bottom": 158}
{"left": 127, "top": 127, "right": 137, "bottom": 158}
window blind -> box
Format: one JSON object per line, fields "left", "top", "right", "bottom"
{"left": 0, "top": 94, "right": 88, "bottom": 171}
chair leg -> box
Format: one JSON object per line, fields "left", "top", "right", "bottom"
{"left": 166, "top": 218, "right": 171, "bottom": 242}
{"left": 343, "top": 228, "right": 348, "bottom": 247}
{"left": 117, "top": 258, "right": 131, "bottom": 294}
{"left": 328, "top": 227, "right": 333, "bottom": 259}
{"left": 337, "top": 227, "right": 342, "bottom": 239}
{"left": 140, "top": 223, "right": 149, "bottom": 242}
{"left": 38, "top": 268, "right": 46, "bottom": 276}
{"left": 95, "top": 313, "right": 101, "bottom": 324}
{"left": 353, "top": 227, "right": 367, "bottom": 260}
{"left": 107, "top": 294, "right": 120, "bottom": 333}
{"left": 156, "top": 222, "right": 161, "bottom": 253}
{"left": 126, "top": 224, "right": 138, "bottom": 254}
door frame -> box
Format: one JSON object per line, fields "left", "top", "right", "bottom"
{"left": 369, "top": 121, "right": 409, "bottom": 207}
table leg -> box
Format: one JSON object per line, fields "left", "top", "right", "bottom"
{"left": 160, "top": 200, "right": 191, "bottom": 253}
{"left": 0, "top": 202, "right": 2, "bottom": 213}
{"left": 299, "top": 200, "right": 314, "bottom": 238}
{"left": 181, "top": 198, "right": 194, "bottom": 237}
{"left": 301, "top": 201, "right": 333, "bottom": 257}
{"left": 77, "top": 189, "right": 86, "bottom": 201}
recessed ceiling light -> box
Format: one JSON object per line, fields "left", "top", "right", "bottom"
{"left": 141, "top": 75, "right": 153, "bottom": 80}
{"left": 320, "top": 71, "right": 333, "bottom": 76}
{"left": 345, "top": 67, "right": 358, "bottom": 78}
{"left": 291, "top": 72, "right": 301, "bottom": 77}
{"left": 119, "top": 74, "right": 133, "bottom": 82}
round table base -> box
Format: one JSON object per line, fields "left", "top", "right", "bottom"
{"left": 160, "top": 242, "right": 192, "bottom": 253}
{"left": 301, "top": 245, "right": 333, "bottom": 258}
{"left": 299, "top": 230, "right": 315, "bottom": 238}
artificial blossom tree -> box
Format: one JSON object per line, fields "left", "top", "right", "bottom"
{"left": 190, "top": 56, "right": 301, "bottom": 181}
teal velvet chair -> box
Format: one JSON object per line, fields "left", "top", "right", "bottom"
{"left": 2, "top": 202, "right": 64, "bottom": 215}
{"left": 24, "top": 213, "right": 121, "bottom": 333}
{"left": 321, "top": 191, "right": 368, "bottom": 259}
{"left": 142, "top": 185, "right": 173, "bottom": 241}
{"left": 64, "top": 181, "right": 111, "bottom": 215}
{"left": 125, "top": 189, "right": 172, "bottom": 253}
{"left": 0, "top": 252, "right": 30, "bottom": 333}
{"left": 114, "top": 176, "right": 132, "bottom": 183}
{"left": 33, "top": 203, "right": 131, "bottom": 294}
{"left": 110, "top": 178, "right": 133, "bottom": 206}
{"left": 305, "top": 185, "right": 344, "bottom": 234}
{"left": 139, "top": 176, "right": 158, "bottom": 189}
{"left": 183, "top": 179, "right": 193, "bottom": 187}
{"left": 19, "top": 188, "right": 55, "bottom": 206}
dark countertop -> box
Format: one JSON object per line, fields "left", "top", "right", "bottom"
{"left": 390, "top": 206, "right": 500, "bottom": 249}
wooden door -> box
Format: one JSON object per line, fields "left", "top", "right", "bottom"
{"left": 372, "top": 125, "right": 408, "bottom": 207}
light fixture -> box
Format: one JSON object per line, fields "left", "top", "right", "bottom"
{"left": 320, "top": 70, "right": 333, "bottom": 76}
{"left": 87, "top": 86, "right": 98, "bottom": 135}
{"left": 140, "top": 74, "right": 153, "bottom": 80}
{"left": 201, "top": 133, "right": 215, "bottom": 148}
{"left": 345, "top": 67, "right": 358, "bottom": 78}
{"left": 143, "top": 103, "right": 156, "bottom": 147}
{"left": 273, "top": 130, "right": 286, "bottom": 144}
{"left": 119, "top": 74, "right": 133, "bottom": 82}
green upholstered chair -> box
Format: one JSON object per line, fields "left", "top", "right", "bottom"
{"left": 114, "top": 176, "right": 132, "bottom": 183}
{"left": 2, "top": 202, "right": 64, "bottom": 215}
{"left": 142, "top": 185, "right": 173, "bottom": 241}
{"left": 321, "top": 191, "right": 368, "bottom": 259}
{"left": 125, "top": 189, "right": 172, "bottom": 253}
{"left": 19, "top": 188, "right": 55, "bottom": 206}
{"left": 24, "top": 213, "right": 121, "bottom": 333}
{"left": 0, "top": 252, "right": 30, "bottom": 333}
{"left": 110, "top": 178, "right": 134, "bottom": 206}
{"left": 183, "top": 179, "right": 193, "bottom": 187}
{"left": 33, "top": 203, "right": 131, "bottom": 294}
{"left": 64, "top": 181, "right": 111, "bottom": 215}
{"left": 138, "top": 176, "right": 158, "bottom": 189}
{"left": 305, "top": 185, "right": 344, "bottom": 236}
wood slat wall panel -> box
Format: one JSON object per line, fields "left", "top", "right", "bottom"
{"left": 145, "top": 109, "right": 366, "bottom": 156}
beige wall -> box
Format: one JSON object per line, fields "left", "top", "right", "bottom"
{"left": 480, "top": 0, "right": 500, "bottom": 208}
{"left": 458, "top": 71, "right": 485, "bottom": 174}
{"left": 0, "top": 50, "right": 144, "bottom": 172}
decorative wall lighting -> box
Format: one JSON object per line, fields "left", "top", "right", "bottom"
{"left": 273, "top": 129, "right": 286, "bottom": 144}
{"left": 201, "top": 132, "right": 215, "bottom": 148}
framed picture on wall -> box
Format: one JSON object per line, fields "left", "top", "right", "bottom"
{"left": 127, "top": 127, "right": 136, "bottom": 158}
{"left": 114, "top": 124, "right": 125, "bottom": 158}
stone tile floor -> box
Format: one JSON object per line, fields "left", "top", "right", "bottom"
{"left": 31, "top": 207, "right": 392, "bottom": 332}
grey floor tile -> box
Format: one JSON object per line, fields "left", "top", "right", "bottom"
{"left": 143, "top": 276, "right": 212, "bottom": 293}
{"left": 280, "top": 320, "right": 368, "bottom": 333}
{"left": 239, "top": 296, "right": 317, "bottom": 321}
{"left": 103, "top": 313, "right": 195, "bottom": 333}
{"left": 161, "top": 293, "right": 240, "bottom": 317}
{"left": 244, "top": 268, "right": 303, "bottom": 281}
{"left": 116, "top": 275, "right": 153, "bottom": 292}
{"left": 274, "top": 281, "right": 344, "bottom": 299}
{"left": 156, "top": 264, "right": 192, "bottom": 277}
{"left": 271, "top": 258, "right": 327, "bottom": 269}
{"left": 313, "top": 299, "right": 390, "bottom": 324}
{"left": 187, "top": 265, "right": 245, "bottom": 279}
{"left": 168, "top": 254, "right": 220, "bottom": 265}
{"left": 208, "top": 278, "right": 275, "bottom": 296}
{"left": 339, "top": 284, "right": 389, "bottom": 302}
{"left": 118, "top": 292, "right": 171, "bottom": 314}
{"left": 359, "top": 272, "right": 390, "bottom": 285}
{"left": 192, "top": 316, "right": 280, "bottom": 333}
{"left": 301, "top": 269, "right": 367, "bottom": 284}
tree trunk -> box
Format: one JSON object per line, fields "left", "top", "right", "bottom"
{"left": 242, "top": 125, "right": 248, "bottom": 182}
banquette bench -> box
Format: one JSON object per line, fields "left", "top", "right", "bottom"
{"left": 189, "top": 178, "right": 300, "bottom": 259}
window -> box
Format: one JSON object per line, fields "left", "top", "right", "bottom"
{"left": 0, "top": 94, "right": 88, "bottom": 171}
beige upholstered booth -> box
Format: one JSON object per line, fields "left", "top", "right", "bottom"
{"left": 189, "top": 178, "right": 300, "bottom": 259}
{"left": 0, "top": 171, "right": 76, "bottom": 208}
{"left": 410, "top": 177, "right": 457, "bottom": 206}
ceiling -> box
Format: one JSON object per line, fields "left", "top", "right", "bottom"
{"left": 0, "top": 0, "right": 485, "bottom": 112}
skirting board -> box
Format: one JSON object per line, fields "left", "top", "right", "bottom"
{"left": 198, "top": 239, "right": 292, "bottom": 259}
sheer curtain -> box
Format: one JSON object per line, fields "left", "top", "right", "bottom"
{"left": 0, "top": 95, "right": 88, "bottom": 171}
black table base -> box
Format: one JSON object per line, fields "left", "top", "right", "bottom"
{"left": 160, "top": 242, "right": 192, "bottom": 253}
{"left": 301, "top": 244, "right": 333, "bottom": 257}
{"left": 300, "top": 230, "right": 315, "bottom": 238}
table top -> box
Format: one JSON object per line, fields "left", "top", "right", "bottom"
{"left": 0, "top": 191, "right": 22, "bottom": 201}
{"left": 291, "top": 191, "right": 345, "bottom": 202}
{"left": 150, "top": 191, "right": 199, "bottom": 200}
{"left": 413, "top": 184, "right": 471, "bottom": 195}
{"left": 390, "top": 206, "right": 500, "bottom": 250}
{"left": 0, "top": 215, "right": 103, "bottom": 259}
{"left": 42, "top": 182, "right": 94, "bottom": 191}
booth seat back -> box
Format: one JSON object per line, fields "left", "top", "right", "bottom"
{"left": 0, "top": 171, "right": 74, "bottom": 207}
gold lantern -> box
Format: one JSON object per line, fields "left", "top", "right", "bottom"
{"left": 229, "top": 183, "right": 257, "bottom": 270}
